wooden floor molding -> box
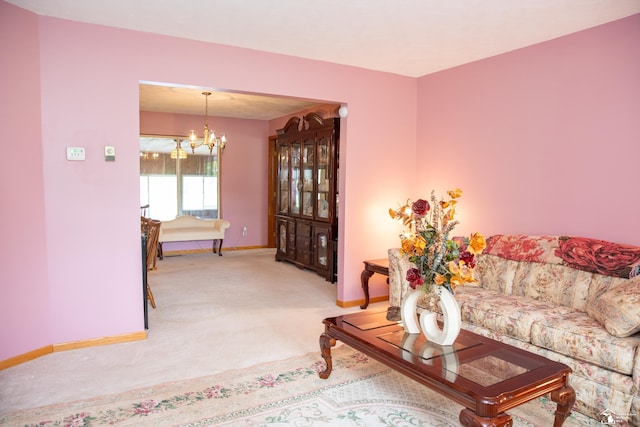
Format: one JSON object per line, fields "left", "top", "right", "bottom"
{"left": 1, "top": 331, "right": 147, "bottom": 370}
{"left": 53, "top": 331, "right": 147, "bottom": 352}
{"left": 0, "top": 345, "right": 53, "bottom": 370}
{"left": 337, "top": 295, "right": 389, "bottom": 308}
{"left": 162, "top": 245, "right": 268, "bottom": 257}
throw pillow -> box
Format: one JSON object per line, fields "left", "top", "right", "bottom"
{"left": 586, "top": 278, "right": 640, "bottom": 337}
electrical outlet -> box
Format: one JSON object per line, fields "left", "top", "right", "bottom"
{"left": 242, "top": 226, "right": 247, "bottom": 236}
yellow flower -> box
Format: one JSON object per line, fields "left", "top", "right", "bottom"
{"left": 448, "top": 260, "right": 477, "bottom": 288}
{"left": 433, "top": 274, "right": 446, "bottom": 285}
{"left": 447, "top": 188, "right": 463, "bottom": 199}
{"left": 468, "top": 232, "right": 487, "bottom": 255}
{"left": 448, "top": 261, "right": 462, "bottom": 284}
{"left": 414, "top": 235, "right": 427, "bottom": 252}
{"left": 400, "top": 238, "right": 415, "bottom": 255}
{"left": 446, "top": 207, "right": 456, "bottom": 221}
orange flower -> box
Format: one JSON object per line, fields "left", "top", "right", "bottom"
{"left": 448, "top": 260, "right": 478, "bottom": 287}
{"left": 447, "top": 188, "right": 463, "bottom": 199}
{"left": 400, "top": 238, "right": 415, "bottom": 255}
{"left": 468, "top": 232, "right": 487, "bottom": 255}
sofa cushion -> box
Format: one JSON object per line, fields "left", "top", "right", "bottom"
{"left": 511, "top": 261, "right": 593, "bottom": 311}
{"left": 586, "top": 278, "right": 640, "bottom": 338}
{"left": 462, "top": 322, "right": 637, "bottom": 419}
{"left": 530, "top": 310, "right": 640, "bottom": 376}
{"left": 455, "top": 287, "right": 559, "bottom": 343}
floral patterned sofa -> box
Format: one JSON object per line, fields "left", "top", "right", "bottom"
{"left": 388, "top": 234, "right": 640, "bottom": 424}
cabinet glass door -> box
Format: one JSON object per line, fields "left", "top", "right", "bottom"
{"left": 316, "top": 231, "right": 328, "bottom": 267}
{"left": 278, "top": 144, "right": 289, "bottom": 214}
{"left": 313, "top": 225, "right": 331, "bottom": 272}
{"left": 316, "top": 139, "right": 330, "bottom": 219}
{"left": 290, "top": 142, "right": 301, "bottom": 215}
{"left": 277, "top": 219, "right": 287, "bottom": 254}
{"left": 302, "top": 140, "right": 314, "bottom": 218}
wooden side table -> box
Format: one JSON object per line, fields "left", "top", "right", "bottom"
{"left": 360, "top": 258, "right": 389, "bottom": 309}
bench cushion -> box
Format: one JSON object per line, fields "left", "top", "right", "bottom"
{"left": 159, "top": 216, "right": 230, "bottom": 243}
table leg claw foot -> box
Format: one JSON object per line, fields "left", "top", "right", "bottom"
{"left": 319, "top": 333, "right": 336, "bottom": 379}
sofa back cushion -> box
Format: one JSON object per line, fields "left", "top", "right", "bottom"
{"left": 511, "top": 261, "right": 593, "bottom": 311}
{"left": 485, "top": 234, "right": 640, "bottom": 278}
{"left": 480, "top": 234, "right": 640, "bottom": 330}
{"left": 475, "top": 254, "right": 518, "bottom": 294}
{"left": 478, "top": 235, "right": 594, "bottom": 310}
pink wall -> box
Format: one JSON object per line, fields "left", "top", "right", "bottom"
{"left": 417, "top": 14, "right": 640, "bottom": 246}
{"left": 1, "top": 2, "right": 416, "bottom": 361}
{"left": 0, "top": 2, "right": 51, "bottom": 360}
{"left": 140, "top": 111, "right": 269, "bottom": 248}
{"left": 4, "top": 0, "right": 636, "bottom": 363}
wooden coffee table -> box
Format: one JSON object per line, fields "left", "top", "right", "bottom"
{"left": 319, "top": 309, "right": 575, "bottom": 427}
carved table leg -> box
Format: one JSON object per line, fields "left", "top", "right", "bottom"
{"left": 459, "top": 409, "right": 513, "bottom": 427}
{"left": 551, "top": 385, "right": 576, "bottom": 427}
{"left": 360, "top": 268, "right": 374, "bottom": 309}
{"left": 318, "top": 333, "right": 336, "bottom": 379}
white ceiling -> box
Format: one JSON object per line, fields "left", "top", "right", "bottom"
{"left": 138, "top": 83, "right": 329, "bottom": 120}
{"left": 8, "top": 0, "right": 640, "bottom": 119}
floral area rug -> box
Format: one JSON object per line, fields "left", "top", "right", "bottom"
{"left": 1, "top": 345, "right": 600, "bottom": 426}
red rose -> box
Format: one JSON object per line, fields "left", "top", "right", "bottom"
{"left": 412, "top": 199, "right": 430, "bottom": 216}
{"left": 406, "top": 268, "right": 424, "bottom": 289}
{"left": 459, "top": 251, "right": 476, "bottom": 268}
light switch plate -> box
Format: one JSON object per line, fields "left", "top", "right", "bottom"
{"left": 66, "top": 147, "right": 85, "bottom": 161}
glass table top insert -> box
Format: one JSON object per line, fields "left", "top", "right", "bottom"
{"left": 378, "top": 329, "right": 542, "bottom": 386}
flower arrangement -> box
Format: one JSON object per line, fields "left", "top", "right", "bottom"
{"left": 389, "top": 188, "right": 486, "bottom": 294}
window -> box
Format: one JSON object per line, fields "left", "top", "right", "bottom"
{"left": 182, "top": 175, "right": 218, "bottom": 215}
{"left": 140, "top": 136, "right": 220, "bottom": 221}
{"left": 140, "top": 175, "right": 177, "bottom": 220}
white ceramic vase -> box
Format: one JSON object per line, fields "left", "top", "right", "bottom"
{"left": 400, "top": 286, "right": 461, "bottom": 346}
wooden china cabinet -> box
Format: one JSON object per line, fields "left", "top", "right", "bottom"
{"left": 275, "top": 113, "right": 339, "bottom": 282}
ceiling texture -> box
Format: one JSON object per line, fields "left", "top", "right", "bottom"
{"left": 7, "top": 0, "right": 640, "bottom": 119}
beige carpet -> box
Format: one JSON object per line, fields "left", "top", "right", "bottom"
{"left": 0, "top": 248, "right": 378, "bottom": 413}
{"left": 1, "top": 345, "right": 601, "bottom": 426}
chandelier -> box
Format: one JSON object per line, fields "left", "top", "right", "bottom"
{"left": 189, "top": 91, "right": 228, "bottom": 155}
